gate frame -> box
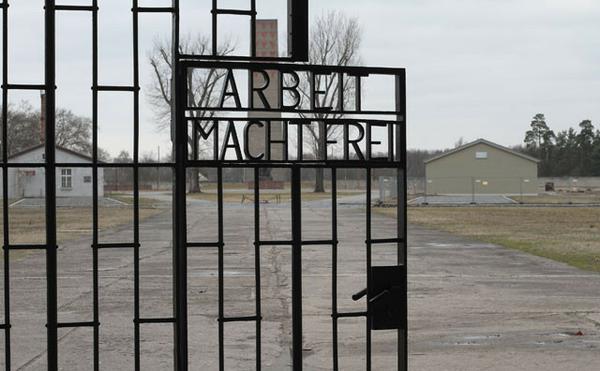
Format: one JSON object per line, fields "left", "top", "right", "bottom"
{"left": 173, "top": 56, "right": 407, "bottom": 371}
{"left": 0, "top": 1, "right": 406, "bottom": 370}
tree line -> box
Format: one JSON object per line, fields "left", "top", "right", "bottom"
{"left": 516, "top": 114, "right": 598, "bottom": 177}
{"left": 404, "top": 114, "right": 598, "bottom": 178}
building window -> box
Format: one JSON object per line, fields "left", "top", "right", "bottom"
{"left": 83, "top": 176, "right": 92, "bottom": 183}
{"left": 61, "top": 169, "right": 72, "bottom": 189}
{"left": 475, "top": 151, "right": 488, "bottom": 159}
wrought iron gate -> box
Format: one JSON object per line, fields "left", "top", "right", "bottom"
{"left": 0, "top": 1, "right": 406, "bottom": 370}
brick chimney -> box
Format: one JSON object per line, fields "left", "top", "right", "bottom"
{"left": 40, "top": 91, "right": 46, "bottom": 144}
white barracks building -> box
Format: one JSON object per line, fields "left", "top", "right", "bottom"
{"left": 0, "top": 144, "right": 104, "bottom": 199}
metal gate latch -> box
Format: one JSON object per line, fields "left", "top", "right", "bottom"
{"left": 352, "top": 265, "right": 406, "bottom": 330}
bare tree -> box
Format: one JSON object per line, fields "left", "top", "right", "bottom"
{"left": 2, "top": 101, "right": 100, "bottom": 157}
{"left": 55, "top": 108, "right": 92, "bottom": 154}
{"left": 294, "top": 11, "right": 362, "bottom": 192}
{"left": 3, "top": 101, "right": 40, "bottom": 155}
{"left": 147, "top": 34, "right": 234, "bottom": 192}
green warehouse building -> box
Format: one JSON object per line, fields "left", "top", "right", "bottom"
{"left": 425, "top": 139, "right": 539, "bottom": 196}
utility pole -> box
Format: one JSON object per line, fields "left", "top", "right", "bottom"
{"left": 157, "top": 145, "right": 160, "bottom": 191}
{"left": 470, "top": 177, "right": 476, "bottom": 204}
{"left": 519, "top": 177, "right": 523, "bottom": 204}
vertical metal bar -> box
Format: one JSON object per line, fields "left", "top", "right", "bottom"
{"left": 132, "top": 1, "right": 141, "bottom": 369}
{"left": 192, "top": 125, "right": 198, "bottom": 160}
{"left": 253, "top": 167, "right": 261, "bottom": 370}
{"left": 395, "top": 72, "right": 408, "bottom": 371}
{"left": 2, "top": 1, "right": 10, "bottom": 368}
{"left": 365, "top": 167, "right": 372, "bottom": 371}
{"left": 211, "top": 0, "right": 217, "bottom": 55}
{"left": 288, "top": 0, "right": 309, "bottom": 61}
{"left": 331, "top": 169, "right": 338, "bottom": 371}
{"left": 291, "top": 166, "right": 302, "bottom": 371}
{"left": 250, "top": 0, "right": 256, "bottom": 58}
{"left": 171, "top": 1, "right": 188, "bottom": 369}
{"left": 91, "top": 1, "right": 100, "bottom": 369}
{"left": 217, "top": 167, "right": 224, "bottom": 371}
{"left": 44, "top": 1, "right": 59, "bottom": 369}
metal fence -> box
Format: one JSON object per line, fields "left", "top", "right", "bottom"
{"left": 0, "top": 2, "right": 408, "bottom": 371}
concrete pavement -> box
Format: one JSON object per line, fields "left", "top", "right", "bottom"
{"left": 0, "top": 193, "right": 599, "bottom": 370}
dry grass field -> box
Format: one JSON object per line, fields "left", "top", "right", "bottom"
{"left": 0, "top": 198, "right": 166, "bottom": 248}
{"left": 510, "top": 192, "right": 600, "bottom": 204}
{"left": 189, "top": 190, "right": 361, "bottom": 203}
{"left": 378, "top": 206, "right": 600, "bottom": 272}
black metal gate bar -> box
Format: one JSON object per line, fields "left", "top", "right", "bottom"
{"left": 365, "top": 167, "right": 372, "bottom": 371}
{"left": 331, "top": 169, "right": 339, "bottom": 371}
{"left": 396, "top": 72, "right": 408, "bottom": 371}
{"left": 253, "top": 167, "right": 262, "bottom": 370}
{"left": 291, "top": 166, "right": 303, "bottom": 370}
{"left": 91, "top": 1, "right": 100, "bottom": 369}
{"left": 132, "top": 1, "right": 142, "bottom": 369}
{"left": 171, "top": 0, "right": 188, "bottom": 367}
{"left": 44, "top": 2, "right": 59, "bottom": 369}
{"left": 217, "top": 166, "right": 224, "bottom": 370}
{"left": 1, "top": 1, "right": 10, "bottom": 368}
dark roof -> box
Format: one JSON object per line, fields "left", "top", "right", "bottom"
{"left": 8, "top": 143, "right": 96, "bottom": 162}
{"left": 424, "top": 138, "right": 540, "bottom": 164}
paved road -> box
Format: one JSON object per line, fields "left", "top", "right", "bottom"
{"left": 409, "top": 195, "right": 516, "bottom": 205}
{"left": 10, "top": 197, "right": 125, "bottom": 208}
{"left": 1, "top": 194, "right": 599, "bottom": 370}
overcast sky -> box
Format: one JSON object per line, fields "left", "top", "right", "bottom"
{"left": 5, "top": 0, "right": 600, "bottom": 156}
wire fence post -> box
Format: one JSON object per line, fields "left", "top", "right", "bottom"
{"left": 470, "top": 176, "right": 475, "bottom": 204}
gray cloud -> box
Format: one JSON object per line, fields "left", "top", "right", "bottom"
{"left": 4, "top": 0, "right": 599, "bottom": 154}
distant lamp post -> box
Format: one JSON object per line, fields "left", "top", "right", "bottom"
{"left": 424, "top": 179, "right": 432, "bottom": 205}
{"left": 570, "top": 178, "right": 578, "bottom": 204}
{"left": 519, "top": 177, "right": 530, "bottom": 204}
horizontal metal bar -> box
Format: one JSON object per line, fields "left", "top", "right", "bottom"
{"left": 55, "top": 5, "right": 97, "bottom": 11}
{"left": 93, "top": 243, "right": 140, "bottom": 249}
{"left": 180, "top": 59, "right": 405, "bottom": 76}
{"left": 187, "top": 242, "right": 222, "bottom": 248}
{"left": 3, "top": 244, "right": 50, "bottom": 251}
{"left": 186, "top": 109, "right": 403, "bottom": 117}
{"left": 56, "top": 321, "right": 97, "bottom": 328}
{"left": 219, "top": 315, "right": 261, "bottom": 323}
{"left": 135, "top": 7, "right": 175, "bottom": 13}
{"left": 90, "top": 162, "right": 174, "bottom": 168}
{"left": 186, "top": 160, "right": 403, "bottom": 169}
{"left": 2, "top": 84, "right": 46, "bottom": 90}
{"left": 94, "top": 85, "right": 139, "bottom": 92}
{"left": 0, "top": 324, "right": 11, "bottom": 330}
{"left": 303, "top": 239, "right": 336, "bottom": 246}
{"left": 255, "top": 240, "right": 292, "bottom": 246}
{"left": 211, "top": 9, "right": 256, "bottom": 16}
{"left": 0, "top": 162, "right": 174, "bottom": 168}
{"left": 0, "top": 3, "right": 8, "bottom": 10}
{"left": 135, "top": 317, "right": 175, "bottom": 324}
{"left": 257, "top": 240, "right": 339, "bottom": 247}
{"left": 367, "top": 238, "right": 404, "bottom": 244}
{"left": 334, "top": 311, "right": 368, "bottom": 319}
{"left": 180, "top": 54, "right": 294, "bottom": 63}
{"left": 0, "top": 161, "right": 402, "bottom": 170}
{"left": 186, "top": 115, "right": 405, "bottom": 123}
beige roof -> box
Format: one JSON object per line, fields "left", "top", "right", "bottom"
{"left": 424, "top": 138, "right": 540, "bottom": 164}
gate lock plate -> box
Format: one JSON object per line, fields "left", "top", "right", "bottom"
{"left": 353, "top": 265, "right": 406, "bottom": 330}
